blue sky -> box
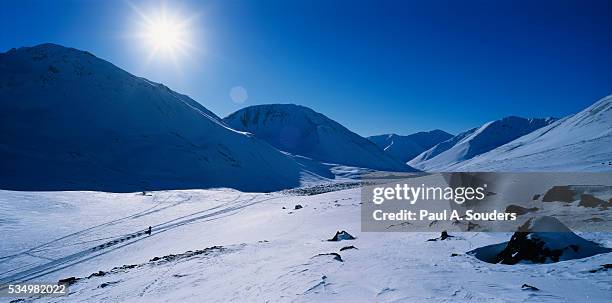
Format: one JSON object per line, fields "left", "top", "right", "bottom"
{"left": 1, "top": 0, "right": 611, "bottom": 136}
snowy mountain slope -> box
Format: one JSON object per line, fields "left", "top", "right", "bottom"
{"left": 408, "top": 127, "right": 479, "bottom": 166}
{"left": 224, "top": 104, "right": 417, "bottom": 172}
{"left": 368, "top": 129, "right": 452, "bottom": 163}
{"left": 0, "top": 44, "right": 303, "bottom": 192}
{"left": 453, "top": 95, "right": 612, "bottom": 172}
{"left": 408, "top": 116, "right": 556, "bottom": 171}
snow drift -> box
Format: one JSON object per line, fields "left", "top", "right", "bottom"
{"left": 368, "top": 130, "right": 452, "bottom": 163}
{"left": 453, "top": 95, "right": 612, "bottom": 172}
{"left": 408, "top": 116, "right": 555, "bottom": 171}
{"left": 0, "top": 44, "right": 302, "bottom": 192}
{"left": 224, "top": 104, "right": 416, "bottom": 172}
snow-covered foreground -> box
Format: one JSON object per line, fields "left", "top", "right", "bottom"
{"left": 1, "top": 186, "right": 611, "bottom": 302}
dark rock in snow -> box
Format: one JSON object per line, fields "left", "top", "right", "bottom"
{"left": 88, "top": 271, "right": 106, "bottom": 278}
{"left": 294, "top": 204, "right": 303, "bottom": 210}
{"left": 328, "top": 230, "right": 356, "bottom": 241}
{"left": 427, "top": 231, "right": 453, "bottom": 241}
{"left": 58, "top": 276, "right": 79, "bottom": 285}
{"left": 496, "top": 232, "right": 564, "bottom": 264}
{"left": 579, "top": 194, "right": 612, "bottom": 208}
{"left": 589, "top": 264, "right": 612, "bottom": 273}
{"left": 467, "top": 222, "right": 480, "bottom": 231}
{"left": 505, "top": 204, "right": 539, "bottom": 215}
{"left": 99, "top": 281, "right": 120, "bottom": 288}
{"left": 542, "top": 186, "right": 575, "bottom": 202}
{"left": 469, "top": 217, "right": 612, "bottom": 264}
{"left": 386, "top": 222, "right": 411, "bottom": 230}
{"left": 112, "top": 264, "right": 139, "bottom": 271}
{"left": 339, "top": 245, "right": 358, "bottom": 251}
{"left": 314, "top": 252, "right": 343, "bottom": 262}
{"left": 148, "top": 246, "right": 224, "bottom": 264}
{"left": 521, "top": 284, "right": 539, "bottom": 291}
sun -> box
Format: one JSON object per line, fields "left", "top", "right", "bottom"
{"left": 148, "top": 18, "right": 182, "bottom": 51}
{"left": 130, "top": 3, "right": 197, "bottom": 62}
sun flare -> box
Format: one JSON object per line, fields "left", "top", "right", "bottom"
{"left": 130, "top": 3, "right": 197, "bottom": 63}
{"left": 148, "top": 19, "right": 182, "bottom": 51}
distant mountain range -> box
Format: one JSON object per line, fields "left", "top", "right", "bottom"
{"left": 368, "top": 130, "right": 453, "bottom": 163}
{"left": 1, "top": 43, "right": 610, "bottom": 192}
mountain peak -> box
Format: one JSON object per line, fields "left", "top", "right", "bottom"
{"left": 429, "top": 129, "right": 452, "bottom": 135}
{"left": 25, "top": 42, "right": 73, "bottom": 51}
{"left": 225, "top": 104, "right": 416, "bottom": 172}
{"left": 5, "top": 43, "right": 96, "bottom": 60}
{"left": 230, "top": 103, "right": 326, "bottom": 117}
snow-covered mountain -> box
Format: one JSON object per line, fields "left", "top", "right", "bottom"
{"left": 0, "top": 44, "right": 303, "bottom": 192}
{"left": 454, "top": 95, "right": 612, "bottom": 172}
{"left": 368, "top": 130, "right": 452, "bottom": 163}
{"left": 224, "top": 104, "right": 417, "bottom": 172}
{"left": 408, "top": 116, "right": 556, "bottom": 171}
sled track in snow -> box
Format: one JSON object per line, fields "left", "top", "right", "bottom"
{"left": 0, "top": 192, "right": 191, "bottom": 264}
{"left": 0, "top": 192, "right": 281, "bottom": 286}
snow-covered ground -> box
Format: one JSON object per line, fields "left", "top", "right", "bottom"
{"left": 1, "top": 184, "right": 610, "bottom": 302}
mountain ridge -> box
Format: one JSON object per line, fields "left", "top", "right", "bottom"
{"left": 454, "top": 95, "right": 612, "bottom": 171}
{"left": 368, "top": 129, "right": 453, "bottom": 163}
{"left": 408, "top": 116, "right": 556, "bottom": 171}
{"left": 224, "top": 104, "right": 417, "bottom": 172}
